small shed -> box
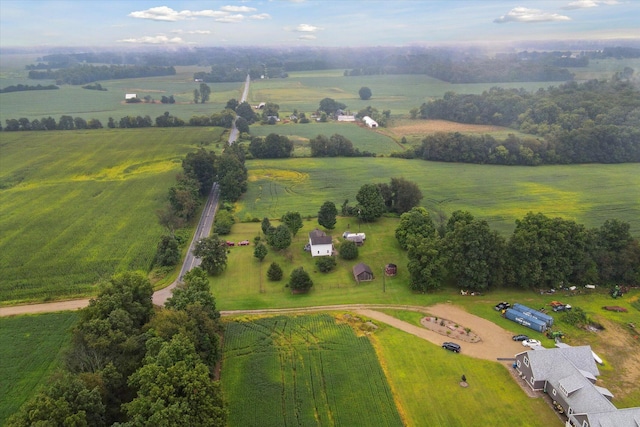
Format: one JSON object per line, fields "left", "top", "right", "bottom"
{"left": 385, "top": 263, "right": 397, "bottom": 276}
{"left": 353, "top": 263, "right": 374, "bottom": 283}
{"left": 125, "top": 93, "right": 137, "bottom": 100}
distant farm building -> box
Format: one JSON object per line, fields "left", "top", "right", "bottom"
{"left": 337, "top": 115, "right": 356, "bottom": 122}
{"left": 308, "top": 229, "right": 333, "bottom": 257}
{"left": 362, "top": 116, "right": 378, "bottom": 128}
{"left": 125, "top": 93, "right": 137, "bottom": 100}
{"left": 353, "top": 263, "right": 374, "bottom": 283}
{"left": 255, "top": 102, "right": 266, "bottom": 109}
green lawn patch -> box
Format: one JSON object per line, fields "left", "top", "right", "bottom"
{"left": 0, "top": 312, "right": 77, "bottom": 425}
{"left": 371, "top": 323, "right": 560, "bottom": 427}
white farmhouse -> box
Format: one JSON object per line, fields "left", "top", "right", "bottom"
{"left": 308, "top": 229, "right": 333, "bottom": 257}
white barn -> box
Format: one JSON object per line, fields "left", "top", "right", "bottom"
{"left": 125, "top": 93, "right": 137, "bottom": 100}
{"left": 363, "top": 116, "right": 378, "bottom": 128}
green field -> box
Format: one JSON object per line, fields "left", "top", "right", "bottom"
{"left": 0, "top": 312, "right": 78, "bottom": 425}
{"left": 221, "top": 314, "right": 403, "bottom": 426}
{"left": 238, "top": 157, "right": 640, "bottom": 236}
{"left": 371, "top": 322, "right": 560, "bottom": 427}
{"left": 0, "top": 127, "right": 225, "bottom": 304}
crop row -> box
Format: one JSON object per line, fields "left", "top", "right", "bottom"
{"left": 222, "top": 314, "right": 402, "bottom": 426}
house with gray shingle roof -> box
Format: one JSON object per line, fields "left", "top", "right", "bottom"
{"left": 514, "top": 345, "right": 638, "bottom": 427}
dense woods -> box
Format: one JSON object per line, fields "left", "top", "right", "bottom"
{"left": 398, "top": 77, "right": 640, "bottom": 164}
{"left": 27, "top": 64, "right": 176, "bottom": 85}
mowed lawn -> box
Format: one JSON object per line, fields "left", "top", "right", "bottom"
{"left": 237, "top": 157, "right": 640, "bottom": 237}
{"left": 221, "top": 314, "right": 403, "bottom": 427}
{"left": 371, "top": 324, "right": 560, "bottom": 427}
{"left": 0, "top": 128, "right": 224, "bottom": 303}
{"left": 0, "top": 312, "right": 78, "bottom": 425}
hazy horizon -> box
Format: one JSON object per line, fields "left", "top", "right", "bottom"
{"left": 1, "top": 0, "right": 639, "bottom": 50}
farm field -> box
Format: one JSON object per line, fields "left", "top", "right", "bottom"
{"left": 221, "top": 314, "right": 403, "bottom": 427}
{"left": 0, "top": 127, "right": 225, "bottom": 304}
{"left": 238, "top": 157, "right": 640, "bottom": 236}
{"left": 0, "top": 312, "right": 78, "bottom": 426}
{"left": 371, "top": 322, "right": 561, "bottom": 427}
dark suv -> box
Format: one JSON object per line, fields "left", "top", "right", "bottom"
{"left": 442, "top": 342, "right": 461, "bottom": 353}
{"left": 512, "top": 334, "right": 529, "bottom": 341}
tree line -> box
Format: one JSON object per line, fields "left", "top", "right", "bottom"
{"left": 402, "top": 76, "right": 640, "bottom": 164}
{"left": 7, "top": 270, "right": 227, "bottom": 426}
{"left": 28, "top": 64, "right": 176, "bottom": 85}
{"left": 396, "top": 208, "right": 640, "bottom": 293}
{"left": 0, "top": 83, "right": 59, "bottom": 93}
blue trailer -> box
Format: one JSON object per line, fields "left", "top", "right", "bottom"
{"left": 511, "top": 303, "right": 554, "bottom": 327}
{"left": 504, "top": 308, "right": 547, "bottom": 333}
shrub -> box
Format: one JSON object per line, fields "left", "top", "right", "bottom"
{"left": 339, "top": 240, "right": 358, "bottom": 260}
{"left": 316, "top": 256, "right": 336, "bottom": 273}
{"left": 267, "top": 262, "right": 283, "bottom": 281}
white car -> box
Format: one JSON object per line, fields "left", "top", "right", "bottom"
{"left": 522, "top": 339, "right": 542, "bottom": 347}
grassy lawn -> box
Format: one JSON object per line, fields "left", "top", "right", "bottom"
{"left": 0, "top": 312, "right": 78, "bottom": 425}
{"left": 237, "top": 157, "right": 640, "bottom": 237}
{"left": 0, "top": 128, "right": 226, "bottom": 304}
{"left": 371, "top": 322, "right": 560, "bottom": 427}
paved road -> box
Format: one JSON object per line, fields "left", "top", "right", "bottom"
{"left": 0, "top": 75, "right": 253, "bottom": 316}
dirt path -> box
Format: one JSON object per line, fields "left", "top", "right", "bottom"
{"left": 0, "top": 301, "right": 524, "bottom": 362}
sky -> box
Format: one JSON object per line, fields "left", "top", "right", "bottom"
{"left": 1, "top": 0, "right": 638, "bottom": 49}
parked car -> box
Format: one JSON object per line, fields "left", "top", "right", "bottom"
{"left": 512, "top": 334, "right": 529, "bottom": 341}
{"left": 442, "top": 342, "right": 461, "bottom": 353}
{"left": 226, "top": 241, "right": 235, "bottom": 246}
{"left": 553, "top": 304, "right": 572, "bottom": 312}
{"left": 238, "top": 240, "right": 250, "bottom": 246}
{"left": 495, "top": 301, "right": 511, "bottom": 311}
{"left": 522, "top": 339, "right": 542, "bottom": 347}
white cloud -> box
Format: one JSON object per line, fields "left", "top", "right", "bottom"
{"left": 216, "top": 14, "right": 245, "bottom": 23}
{"left": 171, "top": 29, "right": 211, "bottom": 34}
{"left": 250, "top": 13, "right": 271, "bottom": 20}
{"left": 128, "top": 6, "right": 227, "bottom": 21}
{"left": 563, "top": 0, "right": 619, "bottom": 10}
{"left": 295, "top": 24, "right": 322, "bottom": 32}
{"left": 494, "top": 7, "right": 571, "bottom": 24}
{"left": 221, "top": 5, "right": 256, "bottom": 13}
{"left": 298, "top": 34, "right": 316, "bottom": 40}
{"left": 118, "top": 35, "right": 184, "bottom": 44}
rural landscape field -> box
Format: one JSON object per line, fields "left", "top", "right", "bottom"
{"left": 2, "top": 0, "right": 640, "bottom": 424}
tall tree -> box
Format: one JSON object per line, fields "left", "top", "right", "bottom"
{"left": 269, "top": 224, "right": 292, "bottom": 250}
{"left": 390, "top": 177, "right": 423, "bottom": 214}
{"left": 199, "top": 83, "right": 211, "bottom": 103}
{"left": 288, "top": 267, "right": 313, "bottom": 292}
{"left": 254, "top": 242, "right": 268, "bottom": 262}
{"left": 359, "top": 86, "right": 372, "bottom": 100}
{"left": 355, "top": 183, "right": 385, "bottom": 222}
{"left": 193, "top": 235, "right": 228, "bottom": 275}
{"left": 443, "top": 219, "right": 506, "bottom": 291}
{"left": 123, "top": 334, "right": 227, "bottom": 427}
{"left": 281, "top": 211, "right": 303, "bottom": 236}
{"left": 407, "top": 237, "right": 445, "bottom": 292}
{"left": 395, "top": 207, "right": 436, "bottom": 250}
{"left": 193, "top": 88, "right": 200, "bottom": 104}
{"left": 261, "top": 217, "right": 272, "bottom": 235}
{"left": 182, "top": 148, "right": 217, "bottom": 196}
{"left": 318, "top": 201, "right": 338, "bottom": 230}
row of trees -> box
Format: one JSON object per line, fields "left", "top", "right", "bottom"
{"left": 411, "top": 77, "right": 640, "bottom": 164}
{"left": 0, "top": 83, "right": 58, "bottom": 93}
{"left": 28, "top": 64, "right": 176, "bottom": 85}
{"left": 8, "top": 270, "right": 227, "bottom": 426}
{"left": 398, "top": 209, "right": 640, "bottom": 293}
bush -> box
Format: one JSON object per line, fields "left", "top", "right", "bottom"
{"left": 561, "top": 307, "right": 589, "bottom": 327}
{"left": 288, "top": 267, "right": 313, "bottom": 292}
{"left": 339, "top": 240, "right": 358, "bottom": 260}
{"left": 213, "top": 210, "right": 235, "bottom": 235}
{"left": 316, "top": 256, "right": 337, "bottom": 273}
{"left": 267, "top": 262, "right": 283, "bottom": 281}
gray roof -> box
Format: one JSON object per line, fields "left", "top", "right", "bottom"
{"left": 582, "top": 407, "right": 640, "bottom": 427}
{"left": 309, "top": 229, "right": 332, "bottom": 245}
{"left": 524, "top": 346, "right": 615, "bottom": 416}
{"left": 353, "top": 263, "right": 373, "bottom": 276}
